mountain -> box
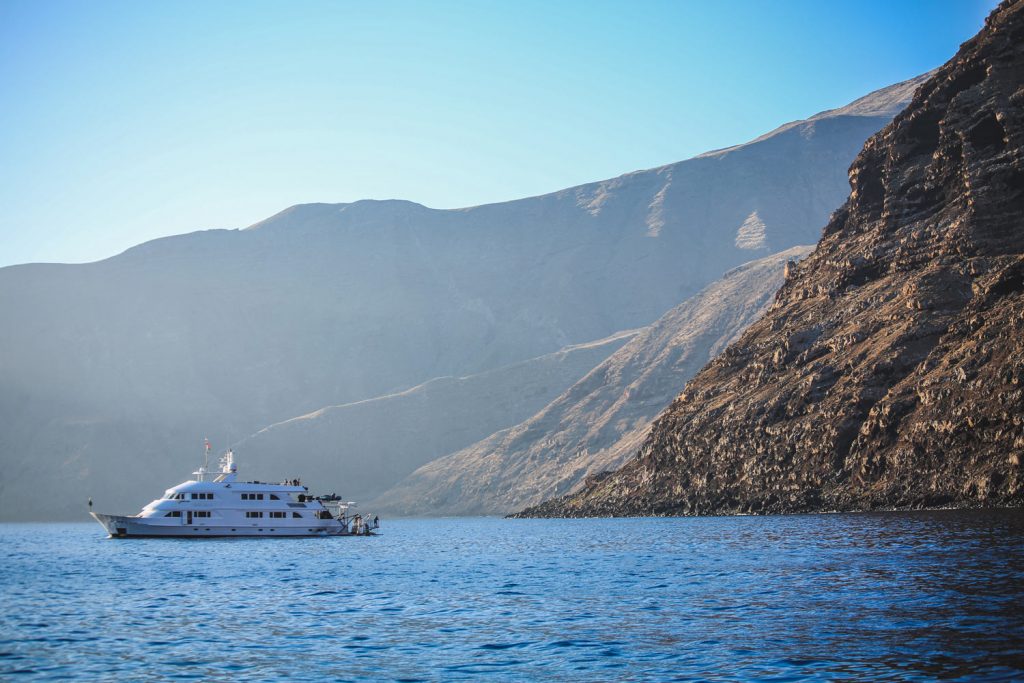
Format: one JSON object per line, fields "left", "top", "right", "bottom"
{"left": 517, "top": 1, "right": 1024, "bottom": 518}
{"left": 372, "top": 246, "right": 811, "bottom": 516}
{"left": 0, "top": 75, "right": 923, "bottom": 521}
{"left": 232, "top": 329, "right": 637, "bottom": 502}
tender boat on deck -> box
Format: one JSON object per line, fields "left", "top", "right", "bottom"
{"left": 90, "top": 448, "right": 378, "bottom": 538}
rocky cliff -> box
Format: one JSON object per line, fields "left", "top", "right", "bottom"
{"left": 517, "top": 1, "right": 1024, "bottom": 518}
{"left": 372, "top": 247, "right": 810, "bottom": 516}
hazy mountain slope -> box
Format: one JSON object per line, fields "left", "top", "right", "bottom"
{"left": 373, "top": 247, "right": 811, "bottom": 516}
{"left": 518, "top": 1, "right": 1024, "bottom": 518}
{"left": 0, "top": 76, "right": 922, "bottom": 520}
{"left": 233, "top": 330, "right": 638, "bottom": 502}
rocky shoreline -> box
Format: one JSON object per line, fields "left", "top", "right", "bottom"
{"left": 512, "top": 500, "right": 1013, "bottom": 519}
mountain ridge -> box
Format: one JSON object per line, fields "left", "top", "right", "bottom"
{"left": 0, "top": 74, "right": 926, "bottom": 520}
{"left": 0, "top": 75, "right": 927, "bottom": 270}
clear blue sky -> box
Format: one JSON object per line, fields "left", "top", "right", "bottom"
{"left": 0, "top": 0, "right": 997, "bottom": 267}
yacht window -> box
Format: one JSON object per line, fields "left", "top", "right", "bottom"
{"left": 292, "top": 512, "right": 302, "bottom": 518}
{"left": 164, "top": 511, "right": 181, "bottom": 517}
{"left": 256, "top": 494, "right": 264, "bottom": 500}
{"left": 245, "top": 511, "right": 263, "bottom": 518}
{"left": 269, "top": 511, "right": 286, "bottom": 519}
{"left": 270, "top": 494, "right": 280, "bottom": 500}
{"left": 193, "top": 511, "right": 211, "bottom": 518}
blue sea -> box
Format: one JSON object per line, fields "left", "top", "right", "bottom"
{"left": 1, "top": 512, "right": 1022, "bottom": 681}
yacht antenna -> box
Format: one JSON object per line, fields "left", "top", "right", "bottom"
{"left": 203, "top": 437, "right": 211, "bottom": 477}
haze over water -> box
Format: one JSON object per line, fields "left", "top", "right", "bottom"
{"left": 2, "top": 512, "right": 1021, "bottom": 681}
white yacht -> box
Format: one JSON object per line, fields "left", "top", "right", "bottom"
{"left": 90, "top": 448, "right": 378, "bottom": 538}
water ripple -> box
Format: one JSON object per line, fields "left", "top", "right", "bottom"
{"left": 0, "top": 511, "right": 1022, "bottom": 681}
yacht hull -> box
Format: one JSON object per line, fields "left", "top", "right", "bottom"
{"left": 89, "top": 512, "right": 362, "bottom": 538}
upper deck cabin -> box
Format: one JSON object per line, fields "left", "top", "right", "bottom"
{"left": 141, "top": 449, "right": 335, "bottom": 516}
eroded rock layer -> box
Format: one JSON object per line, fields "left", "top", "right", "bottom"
{"left": 518, "top": 0, "right": 1024, "bottom": 517}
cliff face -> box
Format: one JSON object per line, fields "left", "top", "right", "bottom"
{"left": 371, "top": 247, "right": 809, "bottom": 516}
{"left": 518, "top": 1, "right": 1024, "bottom": 518}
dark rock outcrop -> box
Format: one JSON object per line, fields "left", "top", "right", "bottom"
{"left": 517, "top": 0, "right": 1024, "bottom": 518}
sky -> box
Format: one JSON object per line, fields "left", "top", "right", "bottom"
{"left": 0, "top": 0, "right": 998, "bottom": 267}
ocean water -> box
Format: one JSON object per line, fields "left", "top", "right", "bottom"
{"left": 1, "top": 512, "right": 1022, "bottom": 681}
